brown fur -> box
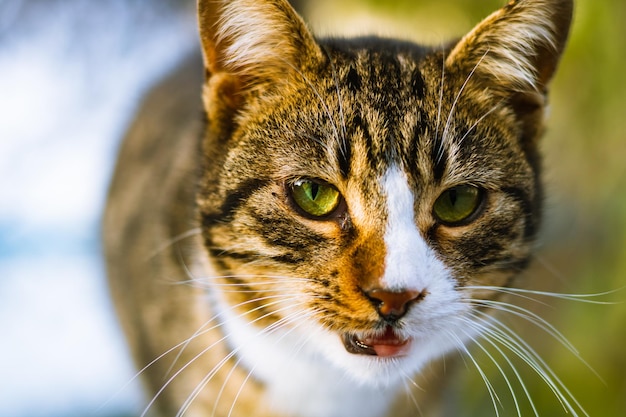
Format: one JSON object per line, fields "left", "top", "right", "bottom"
{"left": 104, "top": 1, "right": 573, "bottom": 416}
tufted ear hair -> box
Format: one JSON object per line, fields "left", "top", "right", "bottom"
{"left": 446, "top": 0, "right": 573, "bottom": 92}
{"left": 198, "top": 0, "right": 322, "bottom": 98}
{"left": 445, "top": 0, "right": 573, "bottom": 142}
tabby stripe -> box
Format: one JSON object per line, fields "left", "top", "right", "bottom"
{"left": 459, "top": 235, "right": 505, "bottom": 268}
{"left": 430, "top": 137, "right": 448, "bottom": 183}
{"left": 425, "top": 224, "right": 529, "bottom": 272}
{"left": 353, "top": 113, "right": 377, "bottom": 170}
{"left": 208, "top": 248, "right": 259, "bottom": 264}
{"left": 209, "top": 247, "right": 303, "bottom": 265}
{"left": 251, "top": 213, "right": 326, "bottom": 249}
{"left": 337, "top": 134, "right": 352, "bottom": 178}
{"left": 410, "top": 67, "right": 425, "bottom": 98}
{"left": 501, "top": 186, "right": 538, "bottom": 239}
{"left": 201, "top": 178, "right": 269, "bottom": 227}
{"left": 270, "top": 253, "right": 304, "bottom": 264}
{"left": 346, "top": 65, "right": 362, "bottom": 93}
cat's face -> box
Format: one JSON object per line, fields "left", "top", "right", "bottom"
{"left": 196, "top": 0, "right": 571, "bottom": 387}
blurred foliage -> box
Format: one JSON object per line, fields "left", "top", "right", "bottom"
{"left": 307, "top": 0, "right": 626, "bottom": 415}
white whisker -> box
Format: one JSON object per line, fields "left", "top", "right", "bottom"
{"left": 467, "top": 298, "right": 578, "bottom": 355}
{"left": 180, "top": 276, "right": 316, "bottom": 291}
{"left": 164, "top": 290, "right": 317, "bottom": 378}
{"left": 224, "top": 308, "right": 319, "bottom": 417}
{"left": 438, "top": 48, "right": 490, "bottom": 165}
{"left": 204, "top": 310, "right": 325, "bottom": 417}
{"left": 466, "top": 284, "right": 621, "bottom": 305}
{"left": 468, "top": 310, "right": 590, "bottom": 417}
{"left": 141, "top": 296, "right": 307, "bottom": 417}
{"left": 281, "top": 57, "right": 341, "bottom": 148}
{"left": 175, "top": 304, "right": 312, "bottom": 416}
{"left": 434, "top": 44, "right": 446, "bottom": 153}
{"left": 143, "top": 228, "right": 202, "bottom": 261}
{"left": 399, "top": 371, "right": 424, "bottom": 417}
{"left": 459, "top": 317, "right": 536, "bottom": 417}
{"left": 325, "top": 46, "right": 347, "bottom": 142}
{"left": 455, "top": 102, "right": 502, "bottom": 151}
{"left": 444, "top": 329, "right": 502, "bottom": 417}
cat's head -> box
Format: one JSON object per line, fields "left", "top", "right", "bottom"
{"left": 196, "top": 0, "right": 572, "bottom": 387}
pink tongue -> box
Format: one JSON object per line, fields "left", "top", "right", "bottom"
{"left": 362, "top": 328, "right": 410, "bottom": 358}
{"left": 371, "top": 343, "right": 408, "bottom": 357}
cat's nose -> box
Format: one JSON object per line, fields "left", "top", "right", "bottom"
{"left": 364, "top": 288, "right": 426, "bottom": 321}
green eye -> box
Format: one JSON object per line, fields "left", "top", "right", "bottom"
{"left": 433, "top": 185, "right": 483, "bottom": 225}
{"left": 291, "top": 179, "right": 341, "bottom": 218}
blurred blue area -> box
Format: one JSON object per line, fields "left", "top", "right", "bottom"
{"left": 0, "top": 1, "right": 196, "bottom": 416}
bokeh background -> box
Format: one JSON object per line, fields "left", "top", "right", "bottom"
{"left": 1, "top": 0, "right": 624, "bottom": 416}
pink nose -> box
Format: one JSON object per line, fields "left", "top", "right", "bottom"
{"left": 365, "top": 288, "right": 426, "bottom": 320}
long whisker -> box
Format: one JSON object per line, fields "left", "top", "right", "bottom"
{"left": 224, "top": 309, "right": 321, "bottom": 417}
{"left": 325, "top": 46, "right": 347, "bottom": 142}
{"left": 398, "top": 369, "right": 425, "bottom": 417}
{"left": 324, "top": 46, "right": 351, "bottom": 178}
{"left": 438, "top": 48, "right": 490, "bottom": 165}
{"left": 174, "top": 306, "right": 315, "bottom": 417}
{"left": 458, "top": 317, "right": 535, "bottom": 417}
{"left": 474, "top": 291, "right": 605, "bottom": 394}
{"left": 274, "top": 308, "right": 325, "bottom": 368}
{"left": 215, "top": 310, "right": 312, "bottom": 414}
{"left": 163, "top": 291, "right": 303, "bottom": 378}
{"left": 466, "top": 298, "right": 579, "bottom": 355}
{"left": 434, "top": 43, "right": 446, "bottom": 150}
{"left": 102, "top": 308, "right": 231, "bottom": 412}
{"left": 444, "top": 329, "right": 502, "bottom": 417}
{"left": 143, "top": 228, "right": 202, "bottom": 261}
{"left": 470, "top": 310, "right": 590, "bottom": 417}
{"left": 465, "top": 285, "right": 621, "bottom": 305}
{"left": 140, "top": 295, "right": 310, "bottom": 417}
{"left": 280, "top": 58, "right": 341, "bottom": 146}
{"left": 480, "top": 318, "right": 578, "bottom": 415}
{"left": 171, "top": 248, "right": 317, "bottom": 291}
{"left": 454, "top": 102, "right": 502, "bottom": 151}
{"left": 179, "top": 277, "right": 316, "bottom": 292}
{"left": 172, "top": 300, "right": 314, "bottom": 417}
{"left": 179, "top": 273, "right": 315, "bottom": 285}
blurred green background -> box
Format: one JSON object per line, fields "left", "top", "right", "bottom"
{"left": 305, "top": 0, "right": 625, "bottom": 415}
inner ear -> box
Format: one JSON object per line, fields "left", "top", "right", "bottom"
{"left": 445, "top": 0, "right": 572, "bottom": 147}
{"left": 445, "top": 0, "right": 573, "bottom": 93}
{"left": 197, "top": 0, "right": 323, "bottom": 134}
{"left": 197, "top": 0, "right": 322, "bottom": 91}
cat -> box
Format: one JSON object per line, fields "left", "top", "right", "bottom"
{"left": 103, "top": 0, "right": 575, "bottom": 416}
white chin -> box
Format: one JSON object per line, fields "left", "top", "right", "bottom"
{"left": 315, "top": 331, "right": 453, "bottom": 388}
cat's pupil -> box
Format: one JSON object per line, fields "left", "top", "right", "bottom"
{"left": 448, "top": 189, "right": 458, "bottom": 206}
{"left": 307, "top": 183, "right": 320, "bottom": 201}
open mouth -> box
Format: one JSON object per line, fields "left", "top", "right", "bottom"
{"left": 342, "top": 326, "right": 411, "bottom": 358}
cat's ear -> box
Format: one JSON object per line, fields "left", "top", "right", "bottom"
{"left": 198, "top": 0, "right": 322, "bottom": 116}
{"left": 445, "top": 0, "right": 573, "bottom": 141}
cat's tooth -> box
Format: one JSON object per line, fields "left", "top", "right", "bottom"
{"left": 342, "top": 333, "right": 377, "bottom": 356}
